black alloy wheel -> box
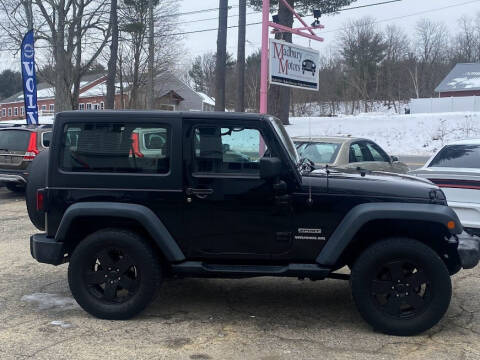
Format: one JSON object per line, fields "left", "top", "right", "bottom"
{"left": 69, "top": 229, "right": 161, "bottom": 320}
{"left": 351, "top": 238, "right": 452, "bottom": 336}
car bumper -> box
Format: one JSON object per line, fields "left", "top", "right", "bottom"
{"left": 457, "top": 231, "right": 480, "bottom": 269}
{"left": 0, "top": 169, "right": 28, "bottom": 184}
{"left": 30, "top": 234, "right": 65, "bottom": 265}
{"left": 449, "top": 201, "right": 480, "bottom": 230}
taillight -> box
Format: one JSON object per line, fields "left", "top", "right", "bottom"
{"left": 131, "top": 133, "right": 144, "bottom": 158}
{"left": 24, "top": 132, "right": 39, "bottom": 160}
{"left": 36, "top": 189, "right": 44, "bottom": 211}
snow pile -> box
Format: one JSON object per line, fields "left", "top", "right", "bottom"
{"left": 21, "top": 293, "right": 79, "bottom": 311}
{"left": 286, "top": 112, "right": 480, "bottom": 156}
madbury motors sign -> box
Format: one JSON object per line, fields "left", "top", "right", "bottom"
{"left": 269, "top": 39, "right": 320, "bottom": 91}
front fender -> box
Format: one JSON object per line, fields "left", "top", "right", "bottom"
{"left": 316, "top": 202, "right": 462, "bottom": 266}
{"left": 55, "top": 202, "right": 186, "bottom": 262}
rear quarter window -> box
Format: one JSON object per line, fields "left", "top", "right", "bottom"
{"left": 0, "top": 130, "right": 30, "bottom": 151}
{"left": 60, "top": 123, "right": 170, "bottom": 174}
{"left": 429, "top": 144, "right": 480, "bottom": 169}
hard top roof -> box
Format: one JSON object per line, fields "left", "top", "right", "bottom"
{"left": 56, "top": 110, "right": 268, "bottom": 122}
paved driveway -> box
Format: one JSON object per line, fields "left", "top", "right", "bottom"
{"left": 0, "top": 189, "right": 479, "bottom": 360}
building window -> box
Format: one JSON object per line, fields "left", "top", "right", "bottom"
{"left": 159, "top": 104, "right": 175, "bottom": 111}
{"left": 8, "top": 108, "right": 12, "bottom": 116}
{"left": 93, "top": 104, "right": 99, "bottom": 110}
{"left": 79, "top": 103, "right": 85, "bottom": 110}
{"left": 41, "top": 104, "right": 47, "bottom": 111}
{"left": 1, "top": 108, "right": 5, "bottom": 117}
{"left": 86, "top": 103, "right": 92, "bottom": 110}
{"left": 21, "top": 107, "right": 24, "bottom": 115}
{"left": 49, "top": 104, "right": 54, "bottom": 111}
{"left": 100, "top": 102, "right": 104, "bottom": 110}
{"left": 14, "top": 107, "right": 18, "bottom": 116}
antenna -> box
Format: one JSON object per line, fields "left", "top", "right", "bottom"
{"left": 307, "top": 117, "right": 313, "bottom": 206}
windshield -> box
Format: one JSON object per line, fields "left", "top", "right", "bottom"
{"left": 296, "top": 142, "right": 341, "bottom": 164}
{"left": 268, "top": 117, "right": 299, "bottom": 164}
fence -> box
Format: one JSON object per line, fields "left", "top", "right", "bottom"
{"left": 409, "top": 96, "right": 480, "bottom": 114}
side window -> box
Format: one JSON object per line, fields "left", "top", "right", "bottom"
{"left": 193, "top": 126, "right": 266, "bottom": 175}
{"left": 61, "top": 123, "right": 170, "bottom": 174}
{"left": 365, "top": 142, "right": 389, "bottom": 162}
{"left": 42, "top": 131, "right": 52, "bottom": 147}
{"left": 349, "top": 143, "right": 365, "bottom": 163}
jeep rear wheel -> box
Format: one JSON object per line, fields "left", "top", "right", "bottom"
{"left": 68, "top": 229, "right": 161, "bottom": 320}
{"left": 351, "top": 238, "right": 452, "bottom": 336}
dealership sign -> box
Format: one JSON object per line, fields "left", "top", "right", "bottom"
{"left": 269, "top": 39, "right": 320, "bottom": 91}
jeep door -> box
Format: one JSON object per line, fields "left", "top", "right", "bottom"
{"left": 182, "top": 119, "right": 293, "bottom": 260}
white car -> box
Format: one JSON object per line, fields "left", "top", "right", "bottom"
{"left": 410, "top": 139, "right": 480, "bottom": 236}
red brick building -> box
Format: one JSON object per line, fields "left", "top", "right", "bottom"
{"left": 0, "top": 73, "right": 126, "bottom": 121}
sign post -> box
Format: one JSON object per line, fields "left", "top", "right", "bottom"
{"left": 259, "top": 0, "right": 324, "bottom": 115}
{"left": 21, "top": 30, "right": 39, "bottom": 125}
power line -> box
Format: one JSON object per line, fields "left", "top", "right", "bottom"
{"left": 0, "top": 0, "right": 479, "bottom": 52}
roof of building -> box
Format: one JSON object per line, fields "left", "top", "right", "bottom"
{"left": 0, "top": 73, "right": 107, "bottom": 105}
{"left": 435, "top": 63, "right": 480, "bottom": 93}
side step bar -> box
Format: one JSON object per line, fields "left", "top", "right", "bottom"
{"left": 171, "top": 261, "right": 331, "bottom": 279}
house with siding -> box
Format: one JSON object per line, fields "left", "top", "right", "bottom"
{"left": 0, "top": 71, "right": 214, "bottom": 122}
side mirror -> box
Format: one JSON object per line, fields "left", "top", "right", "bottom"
{"left": 260, "top": 157, "right": 282, "bottom": 179}
{"left": 391, "top": 155, "right": 399, "bottom": 163}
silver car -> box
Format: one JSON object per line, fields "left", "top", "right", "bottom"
{"left": 293, "top": 136, "right": 409, "bottom": 174}
{"left": 410, "top": 139, "right": 480, "bottom": 236}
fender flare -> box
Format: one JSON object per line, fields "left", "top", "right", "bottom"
{"left": 316, "top": 202, "right": 462, "bottom": 266}
{"left": 55, "top": 202, "right": 185, "bottom": 262}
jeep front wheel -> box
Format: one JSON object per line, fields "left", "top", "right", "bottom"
{"left": 68, "top": 229, "right": 162, "bottom": 320}
{"left": 351, "top": 238, "right": 452, "bottom": 336}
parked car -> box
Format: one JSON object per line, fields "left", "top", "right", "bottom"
{"left": 27, "top": 111, "right": 479, "bottom": 336}
{"left": 293, "top": 136, "right": 409, "bottom": 174}
{"left": 0, "top": 125, "right": 52, "bottom": 192}
{"left": 410, "top": 139, "right": 480, "bottom": 237}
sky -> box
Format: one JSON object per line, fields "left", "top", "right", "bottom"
{"left": 1, "top": 0, "right": 479, "bottom": 72}
{"left": 178, "top": 0, "right": 480, "bottom": 59}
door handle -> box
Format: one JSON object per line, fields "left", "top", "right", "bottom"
{"left": 186, "top": 188, "right": 214, "bottom": 198}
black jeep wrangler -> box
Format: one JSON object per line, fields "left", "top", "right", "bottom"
{"left": 27, "top": 111, "right": 480, "bottom": 336}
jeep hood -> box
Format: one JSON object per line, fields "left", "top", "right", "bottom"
{"left": 301, "top": 169, "right": 443, "bottom": 201}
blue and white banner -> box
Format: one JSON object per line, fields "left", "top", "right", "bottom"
{"left": 21, "top": 30, "right": 39, "bottom": 125}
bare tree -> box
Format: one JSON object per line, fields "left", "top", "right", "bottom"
{"left": 235, "top": 0, "right": 246, "bottom": 112}
{"left": 106, "top": 0, "right": 119, "bottom": 109}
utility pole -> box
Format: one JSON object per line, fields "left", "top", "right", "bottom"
{"left": 147, "top": 0, "right": 155, "bottom": 109}
{"left": 215, "top": 0, "right": 228, "bottom": 112}
{"left": 235, "top": 0, "right": 246, "bottom": 112}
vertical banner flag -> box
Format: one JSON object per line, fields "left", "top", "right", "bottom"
{"left": 21, "top": 30, "right": 39, "bottom": 125}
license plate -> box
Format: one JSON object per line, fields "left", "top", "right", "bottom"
{"left": 0, "top": 155, "right": 14, "bottom": 164}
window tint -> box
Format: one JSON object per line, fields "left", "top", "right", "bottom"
{"left": 429, "top": 144, "right": 480, "bottom": 169}
{"left": 61, "top": 123, "right": 170, "bottom": 174}
{"left": 349, "top": 143, "right": 365, "bottom": 162}
{"left": 365, "top": 142, "right": 389, "bottom": 162}
{"left": 296, "top": 142, "right": 340, "bottom": 164}
{"left": 193, "top": 126, "right": 266, "bottom": 175}
{"left": 0, "top": 130, "right": 30, "bottom": 151}
{"left": 42, "top": 132, "right": 52, "bottom": 147}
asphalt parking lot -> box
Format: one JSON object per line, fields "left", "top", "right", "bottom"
{"left": 0, "top": 188, "right": 479, "bottom": 360}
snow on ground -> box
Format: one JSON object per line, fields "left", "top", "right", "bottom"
{"left": 21, "top": 293, "right": 79, "bottom": 311}
{"left": 286, "top": 112, "right": 480, "bottom": 156}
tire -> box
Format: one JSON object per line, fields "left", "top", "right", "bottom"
{"left": 68, "top": 228, "right": 162, "bottom": 320}
{"left": 5, "top": 183, "right": 25, "bottom": 193}
{"left": 26, "top": 150, "right": 49, "bottom": 230}
{"left": 351, "top": 238, "right": 452, "bottom": 336}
